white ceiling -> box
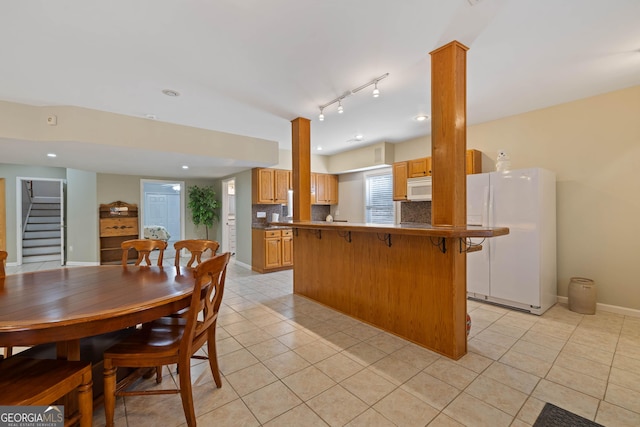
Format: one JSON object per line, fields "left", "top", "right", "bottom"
{"left": 1, "top": 0, "right": 639, "bottom": 178}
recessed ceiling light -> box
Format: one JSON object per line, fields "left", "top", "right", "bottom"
{"left": 162, "top": 89, "right": 180, "bottom": 97}
{"left": 145, "top": 114, "right": 157, "bottom": 120}
{"left": 317, "top": 146, "right": 323, "bottom": 151}
{"left": 415, "top": 115, "right": 430, "bottom": 122}
{"left": 355, "top": 134, "right": 364, "bottom": 141}
{"left": 47, "top": 153, "right": 57, "bottom": 158}
{"left": 182, "top": 165, "right": 189, "bottom": 169}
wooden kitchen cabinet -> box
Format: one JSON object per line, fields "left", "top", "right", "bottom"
{"left": 466, "top": 149, "right": 482, "bottom": 174}
{"left": 392, "top": 161, "right": 408, "bottom": 201}
{"left": 315, "top": 173, "right": 339, "bottom": 205}
{"left": 252, "top": 228, "right": 294, "bottom": 273}
{"left": 408, "top": 157, "right": 431, "bottom": 177}
{"left": 252, "top": 168, "right": 290, "bottom": 204}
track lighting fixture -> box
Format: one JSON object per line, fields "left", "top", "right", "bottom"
{"left": 372, "top": 82, "right": 380, "bottom": 98}
{"left": 317, "top": 73, "right": 389, "bottom": 121}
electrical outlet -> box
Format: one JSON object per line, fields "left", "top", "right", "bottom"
{"left": 257, "top": 212, "right": 266, "bottom": 218}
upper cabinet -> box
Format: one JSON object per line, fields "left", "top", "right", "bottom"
{"left": 252, "top": 168, "right": 291, "bottom": 204}
{"left": 408, "top": 157, "right": 431, "bottom": 177}
{"left": 465, "top": 149, "right": 482, "bottom": 174}
{"left": 393, "top": 161, "right": 408, "bottom": 201}
{"left": 393, "top": 149, "right": 482, "bottom": 201}
{"left": 315, "top": 173, "right": 338, "bottom": 205}
{"left": 253, "top": 168, "right": 338, "bottom": 205}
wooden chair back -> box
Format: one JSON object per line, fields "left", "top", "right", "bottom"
{"left": 173, "top": 239, "right": 219, "bottom": 268}
{"left": 0, "top": 250, "right": 6, "bottom": 278}
{"left": 182, "top": 252, "right": 230, "bottom": 357}
{"left": 0, "top": 357, "right": 93, "bottom": 427}
{"left": 121, "top": 239, "right": 167, "bottom": 266}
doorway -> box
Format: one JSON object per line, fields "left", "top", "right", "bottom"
{"left": 140, "top": 180, "right": 185, "bottom": 247}
{"left": 221, "top": 178, "right": 236, "bottom": 257}
{"left": 15, "top": 177, "right": 65, "bottom": 265}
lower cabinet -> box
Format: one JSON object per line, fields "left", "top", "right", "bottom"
{"left": 252, "top": 228, "right": 293, "bottom": 273}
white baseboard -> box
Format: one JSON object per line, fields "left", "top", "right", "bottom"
{"left": 234, "top": 260, "right": 252, "bottom": 271}
{"left": 557, "top": 296, "right": 640, "bottom": 318}
{"left": 6, "top": 262, "right": 18, "bottom": 267}
{"left": 66, "top": 261, "right": 101, "bottom": 266}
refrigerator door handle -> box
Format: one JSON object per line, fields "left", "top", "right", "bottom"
{"left": 488, "top": 185, "right": 494, "bottom": 227}
{"left": 481, "top": 186, "right": 490, "bottom": 227}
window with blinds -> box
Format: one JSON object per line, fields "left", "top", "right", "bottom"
{"left": 365, "top": 170, "right": 395, "bottom": 224}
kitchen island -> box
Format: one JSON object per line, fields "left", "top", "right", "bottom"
{"left": 279, "top": 220, "right": 508, "bottom": 359}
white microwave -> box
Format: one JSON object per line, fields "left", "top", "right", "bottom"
{"left": 407, "top": 176, "right": 432, "bottom": 201}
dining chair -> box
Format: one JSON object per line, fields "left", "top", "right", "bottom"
{"left": 0, "top": 250, "right": 12, "bottom": 359}
{"left": 0, "top": 357, "right": 93, "bottom": 427}
{"left": 103, "top": 252, "right": 231, "bottom": 427}
{"left": 121, "top": 239, "right": 168, "bottom": 266}
{"left": 174, "top": 239, "right": 219, "bottom": 268}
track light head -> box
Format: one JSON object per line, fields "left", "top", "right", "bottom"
{"left": 319, "top": 107, "right": 325, "bottom": 121}
{"left": 337, "top": 101, "right": 344, "bottom": 114}
{"left": 372, "top": 82, "right": 380, "bottom": 98}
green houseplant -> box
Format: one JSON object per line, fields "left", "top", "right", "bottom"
{"left": 187, "top": 185, "right": 220, "bottom": 239}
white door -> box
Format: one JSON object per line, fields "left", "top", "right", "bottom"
{"left": 466, "top": 173, "right": 491, "bottom": 296}
{"left": 489, "top": 169, "right": 541, "bottom": 307}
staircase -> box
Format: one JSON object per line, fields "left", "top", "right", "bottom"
{"left": 22, "top": 200, "right": 62, "bottom": 263}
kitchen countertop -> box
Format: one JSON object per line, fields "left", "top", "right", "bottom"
{"left": 271, "top": 220, "right": 508, "bottom": 238}
{"left": 251, "top": 224, "right": 293, "bottom": 230}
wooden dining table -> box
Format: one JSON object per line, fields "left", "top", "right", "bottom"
{"left": 0, "top": 265, "right": 195, "bottom": 360}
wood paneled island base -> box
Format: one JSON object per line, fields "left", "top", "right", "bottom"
{"left": 288, "top": 221, "right": 508, "bottom": 359}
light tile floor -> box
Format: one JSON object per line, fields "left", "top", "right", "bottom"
{"left": 5, "top": 260, "right": 640, "bottom": 426}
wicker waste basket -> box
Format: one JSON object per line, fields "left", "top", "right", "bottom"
{"left": 568, "top": 277, "right": 596, "bottom": 314}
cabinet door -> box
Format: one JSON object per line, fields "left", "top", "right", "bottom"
{"left": 316, "top": 174, "right": 328, "bottom": 204}
{"left": 310, "top": 173, "right": 318, "bottom": 205}
{"left": 281, "top": 230, "right": 293, "bottom": 266}
{"left": 264, "top": 236, "right": 281, "bottom": 268}
{"left": 326, "top": 174, "right": 338, "bottom": 204}
{"left": 408, "top": 158, "right": 430, "bottom": 177}
{"left": 256, "top": 169, "right": 275, "bottom": 203}
{"left": 274, "top": 169, "right": 290, "bottom": 204}
{"left": 392, "top": 162, "right": 408, "bottom": 201}
{"left": 466, "top": 149, "right": 482, "bottom": 174}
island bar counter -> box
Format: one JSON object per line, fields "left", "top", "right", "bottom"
{"left": 287, "top": 221, "right": 508, "bottom": 359}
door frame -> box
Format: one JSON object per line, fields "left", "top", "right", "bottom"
{"left": 221, "top": 178, "right": 236, "bottom": 255}
{"left": 15, "top": 177, "right": 66, "bottom": 266}
{"left": 139, "top": 179, "right": 186, "bottom": 242}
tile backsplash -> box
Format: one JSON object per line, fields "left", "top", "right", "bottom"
{"left": 251, "top": 204, "right": 331, "bottom": 225}
{"left": 400, "top": 201, "right": 431, "bottom": 224}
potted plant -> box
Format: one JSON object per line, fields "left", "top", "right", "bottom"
{"left": 187, "top": 185, "right": 220, "bottom": 240}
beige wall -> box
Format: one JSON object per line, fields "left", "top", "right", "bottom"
{"left": 374, "top": 85, "right": 640, "bottom": 310}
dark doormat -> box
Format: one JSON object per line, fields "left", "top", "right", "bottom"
{"left": 534, "top": 403, "right": 604, "bottom": 427}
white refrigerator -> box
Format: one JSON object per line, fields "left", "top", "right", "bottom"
{"left": 466, "top": 168, "right": 557, "bottom": 315}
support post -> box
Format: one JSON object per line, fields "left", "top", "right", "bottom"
{"left": 291, "top": 117, "right": 311, "bottom": 221}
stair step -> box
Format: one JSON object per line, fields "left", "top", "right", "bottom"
{"left": 22, "top": 254, "right": 61, "bottom": 263}
{"left": 25, "top": 223, "right": 60, "bottom": 231}
{"left": 24, "top": 230, "right": 61, "bottom": 239}
{"left": 27, "top": 216, "right": 60, "bottom": 224}
{"left": 23, "top": 238, "right": 61, "bottom": 248}
{"left": 31, "top": 203, "right": 61, "bottom": 210}
{"left": 30, "top": 209, "right": 61, "bottom": 217}
{"left": 23, "top": 246, "right": 61, "bottom": 256}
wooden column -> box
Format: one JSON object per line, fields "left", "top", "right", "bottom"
{"left": 430, "top": 41, "right": 469, "bottom": 227}
{"left": 429, "top": 40, "right": 469, "bottom": 359}
{"left": 291, "top": 117, "right": 311, "bottom": 221}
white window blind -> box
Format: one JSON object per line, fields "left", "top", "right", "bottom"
{"left": 365, "top": 171, "right": 394, "bottom": 224}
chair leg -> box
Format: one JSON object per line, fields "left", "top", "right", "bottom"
{"left": 177, "top": 359, "right": 197, "bottom": 427}
{"left": 103, "top": 364, "right": 117, "bottom": 427}
{"left": 3, "top": 347, "right": 12, "bottom": 358}
{"left": 206, "top": 328, "right": 222, "bottom": 388}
